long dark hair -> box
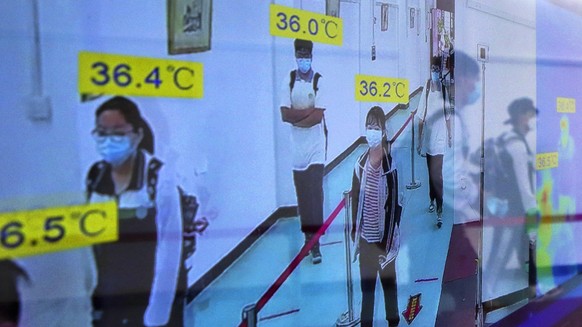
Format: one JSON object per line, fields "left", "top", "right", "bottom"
{"left": 0, "top": 260, "right": 27, "bottom": 325}
{"left": 95, "top": 96, "right": 155, "bottom": 154}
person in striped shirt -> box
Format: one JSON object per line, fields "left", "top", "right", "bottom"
{"left": 351, "top": 106, "right": 402, "bottom": 327}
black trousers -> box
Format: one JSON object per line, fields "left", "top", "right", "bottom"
{"left": 358, "top": 240, "right": 399, "bottom": 327}
{"left": 293, "top": 164, "right": 324, "bottom": 236}
{"left": 426, "top": 154, "right": 444, "bottom": 212}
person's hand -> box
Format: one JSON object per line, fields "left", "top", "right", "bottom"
{"left": 379, "top": 255, "right": 387, "bottom": 266}
{"left": 194, "top": 217, "right": 209, "bottom": 233}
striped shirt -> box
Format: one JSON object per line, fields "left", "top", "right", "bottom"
{"left": 362, "top": 160, "right": 382, "bottom": 242}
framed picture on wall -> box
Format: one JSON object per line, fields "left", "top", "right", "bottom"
{"left": 326, "top": 0, "right": 340, "bottom": 17}
{"left": 167, "top": 0, "right": 212, "bottom": 54}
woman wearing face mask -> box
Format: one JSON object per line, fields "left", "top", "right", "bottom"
{"left": 86, "top": 96, "right": 182, "bottom": 326}
{"left": 351, "top": 106, "right": 402, "bottom": 327}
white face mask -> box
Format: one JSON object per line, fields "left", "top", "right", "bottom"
{"left": 96, "top": 135, "right": 135, "bottom": 166}
{"left": 528, "top": 119, "right": 536, "bottom": 132}
{"left": 296, "top": 58, "right": 312, "bottom": 73}
{"left": 366, "top": 129, "right": 383, "bottom": 148}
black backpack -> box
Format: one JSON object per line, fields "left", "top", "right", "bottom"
{"left": 479, "top": 132, "right": 532, "bottom": 216}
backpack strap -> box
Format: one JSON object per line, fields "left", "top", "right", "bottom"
{"left": 313, "top": 72, "right": 322, "bottom": 93}
{"left": 85, "top": 162, "right": 111, "bottom": 202}
{"left": 289, "top": 70, "right": 322, "bottom": 95}
{"left": 501, "top": 133, "right": 532, "bottom": 155}
{"left": 145, "top": 158, "right": 163, "bottom": 202}
{"left": 289, "top": 70, "right": 297, "bottom": 91}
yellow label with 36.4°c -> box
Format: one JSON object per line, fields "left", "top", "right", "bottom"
{"left": 355, "top": 75, "right": 409, "bottom": 104}
{"left": 536, "top": 152, "right": 559, "bottom": 170}
{"left": 79, "top": 51, "right": 203, "bottom": 99}
{"left": 557, "top": 97, "right": 575, "bottom": 113}
{"left": 270, "top": 4, "right": 343, "bottom": 46}
{"left": 0, "top": 201, "right": 118, "bottom": 260}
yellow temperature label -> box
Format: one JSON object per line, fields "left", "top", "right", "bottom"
{"left": 355, "top": 75, "right": 409, "bottom": 103}
{"left": 557, "top": 97, "right": 575, "bottom": 113}
{"left": 270, "top": 4, "right": 343, "bottom": 46}
{"left": 0, "top": 202, "right": 118, "bottom": 260}
{"left": 536, "top": 152, "right": 559, "bottom": 170}
{"left": 79, "top": 51, "right": 203, "bottom": 99}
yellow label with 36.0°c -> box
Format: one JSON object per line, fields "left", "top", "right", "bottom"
{"left": 557, "top": 97, "right": 575, "bottom": 113}
{"left": 0, "top": 201, "right": 118, "bottom": 260}
{"left": 79, "top": 51, "right": 203, "bottom": 99}
{"left": 355, "top": 75, "right": 409, "bottom": 104}
{"left": 536, "top": 152, "right": 559, "bottom": 170}
{"left": 270, "top": 4, "right": 343, "bottom": 46}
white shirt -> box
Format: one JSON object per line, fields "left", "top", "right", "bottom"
{"left": 418, "top": 89, "right": 449, "bottom": 156}
{"left": 442, "top": 111, "right": 480, "bottom": 224}
{"left": 280, "top": 70, "right": 327, "bottom": 170}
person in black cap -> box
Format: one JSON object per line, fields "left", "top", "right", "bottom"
{"left": 482, "top": 97, "right": 538, "bottom": 307}
{"left": 503, "top": 97, "right": 538, "bottom": 293}
{"left": 279, "top": 39, "right": 327, "bottom": 264}
{"left": 501, "top": 97, "right": 538, "bottom": 206}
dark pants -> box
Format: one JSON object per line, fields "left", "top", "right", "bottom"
{"left": 293, "top": 164, "right": 324, "bottom": 236}
{"left": 426, "top": 154, "right": 444, "bottom": 213}
{"left": 93, "top": 211, "right": 157, "bottom": 327}
{"left": 358, "top": 240, "right": 399, "bottom": 327}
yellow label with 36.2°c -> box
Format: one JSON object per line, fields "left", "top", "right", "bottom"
{"left": 557, "top": 97, "right": 575, "bottom": 113}
{"left": 270, "top": 4, "right": 343, "bottom": 46}
{"left": 79, "top": 51, "right": 203, "bottom": 99}
{"left": 0, "top": 201, "right": 118, "bottom": 260}
{"left": 355, "top": 75, "right": 409, "bottom": 103}
{"left": 536, "top": 152, "right": 559, "bottom": 170}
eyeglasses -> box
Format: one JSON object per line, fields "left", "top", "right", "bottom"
{"left": 91, "top": 128, "right": 135, "bottom": 143}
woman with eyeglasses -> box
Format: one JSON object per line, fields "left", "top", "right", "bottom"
{"left": 86, "top": 96, "right": 182, "bottom": 326}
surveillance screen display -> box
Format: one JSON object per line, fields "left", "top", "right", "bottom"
{"left": 0, "top": 1, "right": 581, "bottom": 326}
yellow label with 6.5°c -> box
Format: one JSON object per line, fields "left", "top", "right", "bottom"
{"left": 355, "top": 75, "right": 409, "bottom": 104}
{"left": 79, "top": 51, "right": 203, "bottom": 99}
{"left": 557, "top": 97, "right": 576, "bottom": 113}
{"left": 0, "top": 201, "right": 118, "bottom": 260}
{"left": 536, "top": 152, "right": 559, "bottom": 170}
{"left": 270, "top": 4, "right": 343, "bottom": 46}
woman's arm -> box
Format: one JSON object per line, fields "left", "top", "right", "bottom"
{"left": 144, "top": 166, "right": 182, "bottom": 327}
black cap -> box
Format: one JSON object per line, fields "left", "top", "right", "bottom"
{"left": 294, "top": 39, "right": 313, "bottom": 54}
{"left": 504, "top": 98, "right": 538, "bottom": 124}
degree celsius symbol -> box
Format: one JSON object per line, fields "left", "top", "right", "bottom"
{"left": 169, "top": 65, "right": 195, "bottom": 90}
{"left": 394, "top": 82, "right": 406, "bottom": 98}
